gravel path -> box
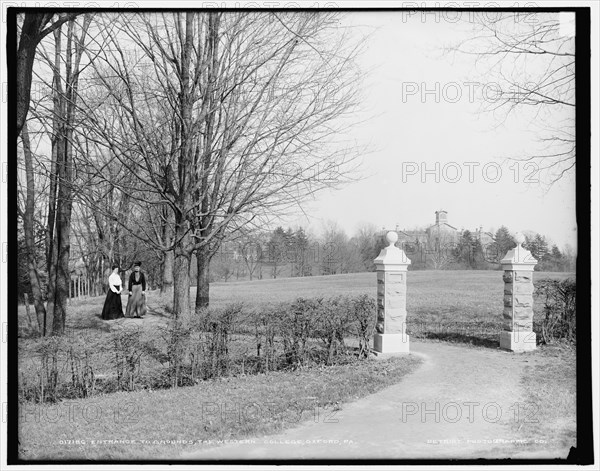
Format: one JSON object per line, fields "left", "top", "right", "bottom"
{"left": 182, "top": 341, "right": 570, "bottom": 460}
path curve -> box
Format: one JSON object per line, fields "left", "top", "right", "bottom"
{"left": 182, "top": 341, "right": 569, "bottom": 460}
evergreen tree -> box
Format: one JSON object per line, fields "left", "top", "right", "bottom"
{"left": 453, "top": 230, "right": 477, "bottom": 268}
{"left": 493, "top": 226, "right": 516, "bottom": 260}
{"left": 267, "top": 227, "right": 288, "bottom": 278}
{"left": 292, "top": 228, "right": 313, "bottom": 277}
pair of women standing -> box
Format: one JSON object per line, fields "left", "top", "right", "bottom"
{"left": 101, "top": 262, "right": 147, "bottom": 320}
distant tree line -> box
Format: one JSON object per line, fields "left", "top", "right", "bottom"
{"left": 398, "top": 225, "right": 575, "bottom": 272}
{"left": 17, "top": 219, "right": 576, "bottom": 306}
{"left": 204, "top": 223, "right": 576, "bottom": 282}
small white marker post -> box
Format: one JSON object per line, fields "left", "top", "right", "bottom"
{"left": 499, "top": 233, "right": 538, "bottom": 352}
{"left": 372, "top": 231, "right": 411, "bottom": 356}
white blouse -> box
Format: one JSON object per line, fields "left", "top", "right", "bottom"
{"left": 108, "top": 273, "right": 122, "bottom": 293}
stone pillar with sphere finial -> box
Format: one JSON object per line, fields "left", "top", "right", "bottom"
{"left": 499, "top": 232, "right": 538, "bottom": 352}
{"left": 372, "top": 231, "right": 411, "bottom": 355}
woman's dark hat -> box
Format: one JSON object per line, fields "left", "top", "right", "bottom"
{"left": 111, "top": 264, "right": 119, "bottom": 271}
{"left": 134, "top": 261, "right": 142, "bottom": 267}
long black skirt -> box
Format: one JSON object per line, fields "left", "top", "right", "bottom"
{"left": 101, "top": 290, "right": 124, "bottom": 320}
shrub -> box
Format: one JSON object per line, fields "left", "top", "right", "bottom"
{"left": 191, "top": 303, "right": 243, "bottom": 379}
{"left": 18, "top": 296, "right": 379, "bottom": 404}
{"left": 535, "top": 278, "right": 576, "bottom": 344}
{"left": 275, "top": 294, "right": 377, "bottom": 366}
{"left": 161, "top": 320, "right": 193, "bottom": 387}
{"left": 65, "top": 338, "right": 96, "bottom": 398}
{"left": 278, "top": 297, "right": 321, "bottom": 367}
{"left": 19, "top": 336, "right": 67, "bottom": 403}
{"left": 111, "top": 327, "right": 143, "bottom": 391}
{"left": 349, "top": 294, "right": 377, "bottom": 358}
{"left": 314, "top": 296, "right": 352, "bottom": 364}
{"left": 252, "top": 306, "right": 279, "bottom": 373}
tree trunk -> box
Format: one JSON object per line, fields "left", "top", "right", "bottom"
{"left": 47, "top": 17, "right": 89, "bottom": 335}
{"left": 46, "top": 26, "right": 62, "bottom": 271}
{"left": 16, "top": 14, "right": 46, "bottom": 138}
{"left": 17, "top": 13, "right": 76, "bottom": 137}
{"left": 48, "top": 130, "right": 74, "bottom": 335}
{"left": 21, "top": 122, "right": 47, "bottom": 336}
{"left": 195, "top": 246, "right": 211, "bottom": 312}
{"left": 173, "top": 248, "right": 191, "bottom": 320}
{"left": 161, "top": 250, "right": 174, "bottom": 293}
{"left": 23, "top": 293, "right": 37, "bottom": 334}
{"left": 170, "top": 12, "right": 195, "bottom": 321}
{"left": 161, "top": 206, "right": 174, "bottom": 294}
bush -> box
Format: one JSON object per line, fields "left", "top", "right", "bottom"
{"left": 252, "top": 305, "right": 280, "bottom": 373}
{"left": 161, "top": 320, "right": 194, "bottom": 387}
{"left": 19, "top": 296, "right": 378, "bottom": 404}
{"left": 273, "top": 294, "right": 377, "bottom": 366}
{"left": 349, "top": 294, "right": 377, "bottom": 358}
{"left": 64, "top": 338, "right": 96, "bottom": 398}
{"left": 535, "top": 278, "right": 576, "bottom": 344}
{"left": 278, "top": 297, "right": 321, "bottom": 367}
{"left": 198, "top": 303, "right": 242, "bottom": 378}
{"left": 19, "top": 336, "right": 65, "bottom": 403}
{"left": 111, "top": 328, "right": 143, "bottom": 391}
{"left": 19, "top": 335, "right": 97, "bottom": 403}
{"left": 314, "top": 296, "right": 353, "bottom": 364}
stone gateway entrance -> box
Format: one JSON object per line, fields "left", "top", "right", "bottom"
{"left": 372, "top": 231, "right": 538, "bottom": 355}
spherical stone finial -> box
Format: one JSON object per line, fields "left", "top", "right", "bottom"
{"left": 515, "top": 232, "right": 526, "bottom": 245}
{"left": 386, "top": 231, "right": 398, "bottom": 246}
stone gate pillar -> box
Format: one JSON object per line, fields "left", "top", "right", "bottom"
{"left": 373, "top": 231, "right": 411, "bottom": 355}
{"left": 499, "top": 233, "right": 538, "bottom": 352}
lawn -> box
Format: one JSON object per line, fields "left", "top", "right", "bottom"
{"left": 16, "top": 270, "right": 576, "bottom": 460}
{"left": 18, "top": 355, "right": 423, "bottom": 460}
{"left": 18, "top": 270, "right": 574, "bottom": 338}
{"left": 203, "top": 270, "right": 573, "bottom": 347}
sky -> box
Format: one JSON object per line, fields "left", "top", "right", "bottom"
{"left": 285, "top": 11, "right": 578, "bottom": 250}
{"left": 3, "top": 8, "right": 580, "bottom": 251}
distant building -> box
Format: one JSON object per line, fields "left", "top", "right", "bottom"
{"left": 378, "top": 210, "right": 495, "bottom": 268}
{"left": 389, "top": 210, "right": 493, "bottom": 245}
{"left": 392, "top": 210, "right": 459, "bottom": 247}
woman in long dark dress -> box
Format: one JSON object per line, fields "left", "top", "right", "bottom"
{"left": 101, "top": 265, "right": 124, "bottom": 320}
{"left": 126, "top": 261, "right": 147, "bottom": 318}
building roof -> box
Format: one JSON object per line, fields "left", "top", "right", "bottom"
{"left": 427, "top": 222, "right": 458, "bottom": 231}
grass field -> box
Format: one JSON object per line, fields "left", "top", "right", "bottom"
{"left": 16, "top": 270, "right": 576, "bottom": 460}
{"left": 18, "top": 270, "right": 574, "bottom": 344}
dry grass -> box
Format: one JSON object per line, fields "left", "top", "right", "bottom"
{"left": 18, "top": 270, "right": 574, "bottom": 339}
{"left": 518, "top": 344, "right": 577, "bottom": 451}
{"left": 19, "top": 354, "right": 423, "bottom": 460}
{"left": 16, "top": 270, "right": 577, "bottom": 460}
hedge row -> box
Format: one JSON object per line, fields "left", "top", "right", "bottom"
{"left": 19, "top": 294, "right": 377, "bottom": 403}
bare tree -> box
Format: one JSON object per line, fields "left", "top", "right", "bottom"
{"left": 15, "top": 12, "right": 78, "bottom": 137}
{"left": 78, "top": 11, "right": 363, "bottom": 320}
{"left": 239, "top": 233, "right": 264, "bottom": 281}
{"left": 452, "top": 13, "right": 575, "bottom": 183}
{"left": 17, "top": 123, "right": 46, "bottom": 334}
{"left": 17, "top": 13, "right": 95, "bottom": 335}
{"left": 43, "top": 15, "right": 92, "bottom": 335}
{"left": 426, "top": 225, "right": 456, "bottom": 270}
{"left": 352, "top": 222, "right": 379, "bottom": 271}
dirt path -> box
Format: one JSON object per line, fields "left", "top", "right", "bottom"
{"left": 182, "top": 341, "right": 569, "bottom": 460}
